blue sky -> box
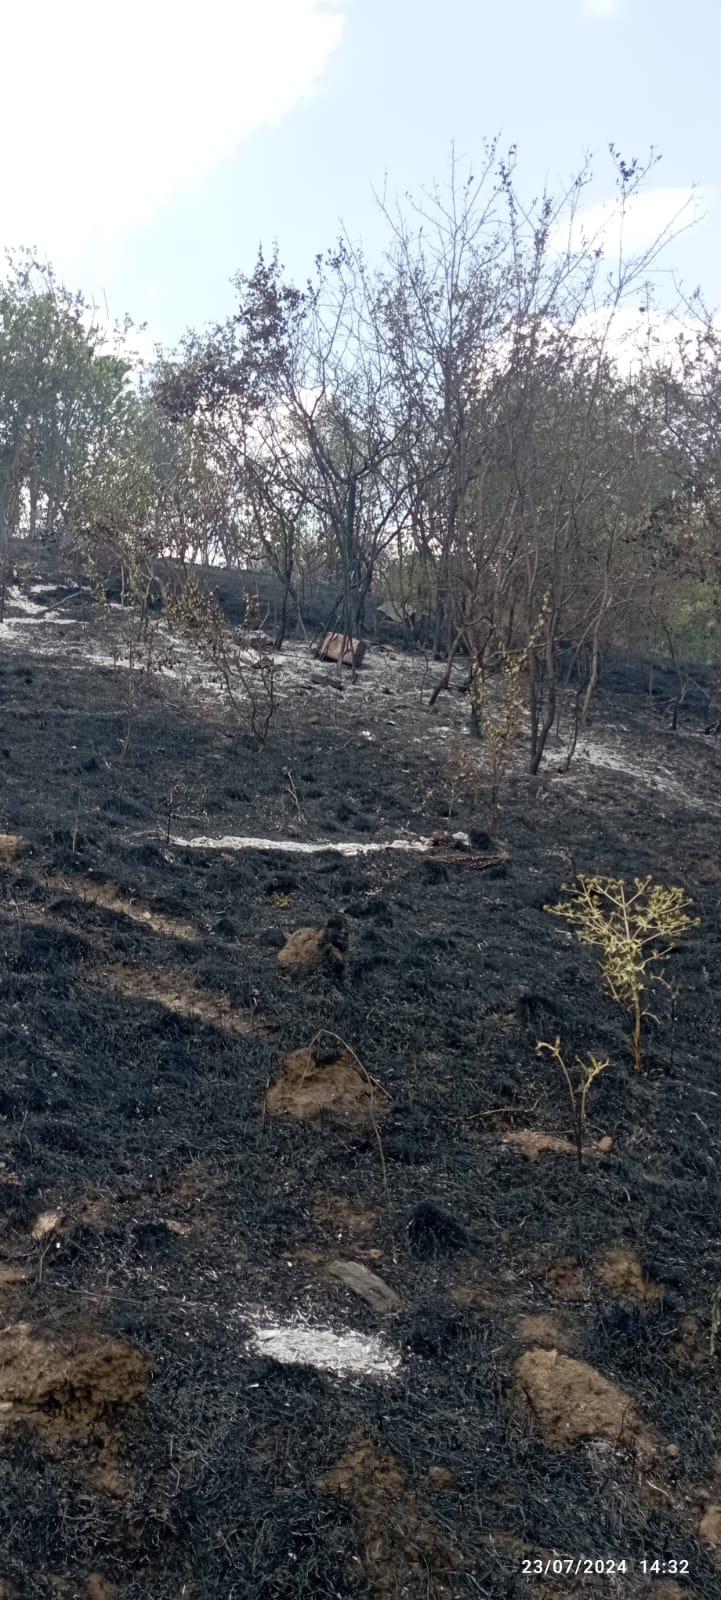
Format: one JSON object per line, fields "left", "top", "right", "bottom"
{"left": 3, "top": 0, "right": 719, "bottom": 351}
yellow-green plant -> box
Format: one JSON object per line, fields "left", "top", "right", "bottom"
{"left": 546, "top": 876, "right": 698, "bottom": 1070}
{"left": 536, "top": 1036, "right": 610, "bottom": 1168}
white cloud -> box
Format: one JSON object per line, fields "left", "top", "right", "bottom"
{"left": 551, "top": 185, "right": 708, "bottom": 260}
{"left": 0, "top": 1, "right": 346, "bottom": 267}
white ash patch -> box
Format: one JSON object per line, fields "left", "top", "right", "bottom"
{"left": 249, "top": 1317, "right": 400, "bottom": 1379}
{"left": 565, "top": 728, "right": 721, "bottom": 815}
{"left": 168, "top": 830, "right": 471, "bottom": 856}
{"left": 2, "top": 585, "right": 45, "bottom": 615}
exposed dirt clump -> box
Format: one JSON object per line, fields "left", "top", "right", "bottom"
{"left": 31, "top": 1209, "right": 65, "bottom": 1242}
{"left": 698, "top": 1500, "right": 721, "bottom": 1560}
{"left": 673, "top": 1315, "right": 710, "bottom": 1367}
{"left": 513, "top": 1312, "right": 575, "bottom": 1351}
{"left": 544, "top": 1258, "right": 589, "bottom": 1302}
{"left": 266, "top": 1045, "right": 390, "bottom": 1122}
{"left": 0, "top": 834, "right": 26, "bottom": 865}
{"left": 0, "top": 1324, "right": 149, "bottom": 1437}
{"left": 314, "top": 1195, "right": 378, "bottom": 1236}
{"left": 84, "top": 1578, "right": 118, "bottom": 1600}
{"left": 593, "top": 1246, "right": 663, "bottom": 1303}
{"left": 513, "top": 1347, "right": 657, "bottom": 1456}
{"left": 277, "top": 924, "right": 345, "bottom": 975}
{"left": 0, "top": 1267, "right": 25, "bottom": 1289}
{"left": 318, "top": 1439, "right": 461, "bottom": 1596}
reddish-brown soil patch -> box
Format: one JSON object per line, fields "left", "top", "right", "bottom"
{"left": 49, "top": 874, "right": 200, "bottom": 941}
{"left": 0, "top": 1323, "right": 149, "bottom": 1438}
{"left": 313, "top": 1194, "right": 378, "bottom": 1237}
{"left": 513, "top": 1347, "right": 657, "bottom": 1456}
{"left": 513, "top": 1312, "right": 575, "bottom": 1351}
{"left": 266, "top": 1046, "right": 390, "bottom": 1123}
{"left": 318, "top": 1439, "right": 461, "bottom": 1596}
{"left": 594, "top": 1246, "right": 663, "bottom": 1303}
{"left": 673, "top": 1315, "right": 710, "bottom": 1368}
{"left": 96, "top": 962, "right": 268, "bottom": 1036}
{"left": 544, "top": 1258, "right": 589, "bottom": 1302}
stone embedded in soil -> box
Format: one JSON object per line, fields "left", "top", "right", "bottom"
{"left": 513, "top": 1347, "right": 657, "bottom": 1456}
{"left": 277, "top": 925, "right": 344, "bottom": 975}
{"left": 0, "top": 1324, "right": 149, "bottom": 1432}
{"left": 593, "top": 1246, "right": 663, "bottom": 1304}
{"left": 328, "top": 1260, "right": 401, "bottom": 1315}
{"left": 265, "top": 1046, "right": 389, "bottom": 1123}
{"left": 501, "top": 1129, "right": 589, "bottom": 1161}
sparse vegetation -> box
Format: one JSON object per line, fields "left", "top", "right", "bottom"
{"left": 546, "top": 874, "right": 699, "bottom": 1069}
{"left": 536, "top": 1036, "right": 610, "bottom": 1169}
{"left": 1, "top": 136, "right": 721, "bottom": 1600}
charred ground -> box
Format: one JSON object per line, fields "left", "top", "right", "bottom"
{"left": 0, "top": 562, "right": 720, "bottom": 1599}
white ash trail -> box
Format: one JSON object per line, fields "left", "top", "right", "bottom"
{"left": 168, "top": 831, "right": 471, "bottom": 857}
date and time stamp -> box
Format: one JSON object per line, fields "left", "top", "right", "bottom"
{"left": 521, "top": 1556, "right": 691, "bottom": 1579}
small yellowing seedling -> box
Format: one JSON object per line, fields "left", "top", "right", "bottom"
{"left": 536, "top": 1036, "right": 610, "bottom": 1168}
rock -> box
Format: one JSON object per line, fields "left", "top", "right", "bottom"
{"left": 501, "top": 1129, "right": 578, "bottom": 1161}
{"left": 597, "top": 1135, "right": 614, "bottom": 1154}
{"left": 328, "top": 1260, "right": 401, "bottom": 1315}
{"left": 513, "top": 1347, "right": 656, "bottom": 1456}
{"left": 265, "top": 1047, "right": 389, "bottom": 1124}
{"left": 318, "top": 633, "right": 366, "bottom": 668}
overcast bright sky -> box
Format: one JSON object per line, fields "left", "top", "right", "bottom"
{"left": 2, "top": 0, "right": 719, "bottom": 350}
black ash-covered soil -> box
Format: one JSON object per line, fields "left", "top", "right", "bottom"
{"left": 0, "top": 567, "right": 720, "bottom": 1599}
